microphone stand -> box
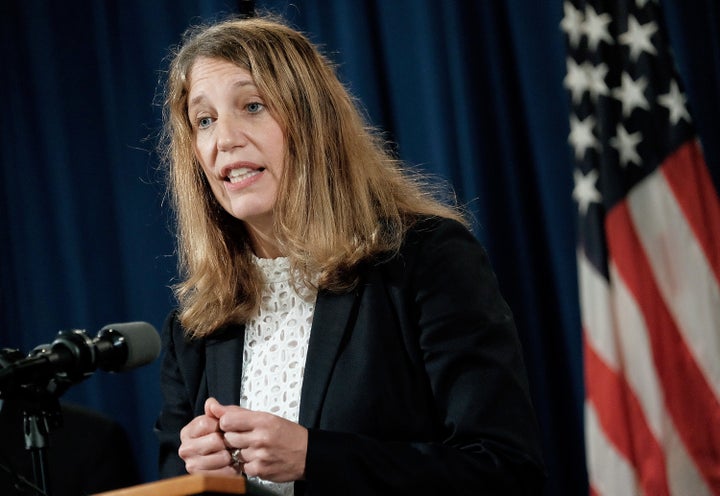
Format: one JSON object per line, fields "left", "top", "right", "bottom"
{"left": 22, "top": 393, "right": 61, "bottom": 496}
{"left": 1, "top": 348, "right": 67, "bottom": 496}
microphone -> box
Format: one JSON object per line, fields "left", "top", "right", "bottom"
{"left": 0, "top": 321, "right": 160, "bottom": 390}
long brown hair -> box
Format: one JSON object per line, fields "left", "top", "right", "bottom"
{"left": 160, "top": 16, "right": 466, "bottom": 338}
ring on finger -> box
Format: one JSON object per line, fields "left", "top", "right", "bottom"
{"left": 229, "top": 448, "right": 243, "bottom": 466}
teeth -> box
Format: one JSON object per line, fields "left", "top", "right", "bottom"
{"left": 227, "top": 167, "right": 260, "bottom": 183}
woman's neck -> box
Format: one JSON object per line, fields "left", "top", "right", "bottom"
{"left": 245, "top": 223, "right": 283, "bottom": 259}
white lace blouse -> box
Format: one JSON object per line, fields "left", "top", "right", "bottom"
{"left": 240, "top": 256, "right": 317, "bottom": 496}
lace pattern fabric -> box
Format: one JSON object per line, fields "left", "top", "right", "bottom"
{"left": 240, "top": 256, "right": 316, "bottom": 496}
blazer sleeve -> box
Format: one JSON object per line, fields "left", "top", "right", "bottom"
{"left": 301, "top": 218, "right": 545, "bottom": 495}
{"left": 154, "top": 310, "right": 205, "bottom": 479}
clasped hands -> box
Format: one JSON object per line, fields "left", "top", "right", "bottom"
{"left": 179, "top": 397, "right": 308, "bottom": 482}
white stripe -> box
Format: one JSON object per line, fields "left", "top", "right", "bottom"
{"left": 665, "top": 414, "right": 713, "bottom": 496}
{"left": 609, "top": 263, "right": 712, "bottom": 496}
{"left": 578, "top": 250, "right": 618, "bottom": 370}
{"left": 627, "top": 168, "right": 720, "bottom": 399}
{"left": 585, "top": 400, "right": 641, "bottom": 496}
{"left": 607, "top": 262, "right": 664, "bottom": 435}
{"left": 579, "top": 255, "right": 643, "bottom": 494}
{"left": 580, "top": 253, "right": 711, "bottom": 494}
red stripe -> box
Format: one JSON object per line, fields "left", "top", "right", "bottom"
{"left": 589, "top": 483, "right": 600, "bottom": 496}
{"left": 606, "top": 200, "right": 720, "bottom": 492}
{"left": 661, "top": 140, "right": 720, "bottom": 283}
{"left": 584, "top": 334, "right": 670, "bottom": 496}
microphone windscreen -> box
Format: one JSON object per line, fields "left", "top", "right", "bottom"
{"left": 100, "top": 322, "right": 161, "bottom": 371}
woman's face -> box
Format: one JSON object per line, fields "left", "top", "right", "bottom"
{"left": 187, "top": 57, "right": 285, "bottom": 247}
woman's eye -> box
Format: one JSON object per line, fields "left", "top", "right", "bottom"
{"left": 197, "top": 116, "right": 213, "bottom": 129}
{"left": 247, "top": 102, "right": 264, "bottom": 114}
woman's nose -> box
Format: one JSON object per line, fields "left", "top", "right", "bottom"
{"left": 216, "top": 116, "right": 248, "bottom": 151}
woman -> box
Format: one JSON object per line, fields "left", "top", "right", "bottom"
{"left": 155, "top": 15, "right": 545, "bottom": 496}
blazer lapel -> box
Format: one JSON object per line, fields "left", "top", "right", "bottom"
{"left": 299, "top": 287, "right": 362, "bottom": 428}
{"left": 205, "top": 324, "right": 245, "bottom": 406}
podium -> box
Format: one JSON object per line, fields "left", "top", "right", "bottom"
{"left": 93, "top": 474, "right": 247, "bottom": 496}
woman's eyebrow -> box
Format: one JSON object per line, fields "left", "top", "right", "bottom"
{"left": 188, "top": 80, "right": 257, "bottom": 108}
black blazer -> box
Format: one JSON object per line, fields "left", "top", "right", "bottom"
{"left": 155, "top": 217, "right": 545, "bottom": 495}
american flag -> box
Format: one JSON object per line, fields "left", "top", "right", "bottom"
{"left": 561, "top": 0, "right": 720, "bottom": 494}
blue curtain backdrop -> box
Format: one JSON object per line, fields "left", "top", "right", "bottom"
{"left": 1, "top": 1, "right": 718, "bottom": 494}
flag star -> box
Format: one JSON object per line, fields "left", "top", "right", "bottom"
{"left": 564, "top": 58, "right": 591, "bottom": 104}
{"left": 611, "top": 72, "right": 650, "bottom": 117}
{"left": 561, "top": 2, "right": 585, "bottom": 48}
{"left": 609, "top": 123, "right": 643, "bottom": 167}
{"left": 658, "top": 80, "right": 691, "bottom": 125}
{"left": 586, "top": 62, "right": 610, "bottom": 100}
{"left": 583, "top": 5, "right": 613, "bottom": 51}
{"left": 569, "top": 114, "right": 600, "bottom": 160}
{"left": 573, "top": 168, "right": 602, "bottom": 216}
{"left": 619, "top": 16, "right": 658, "bottom": 61}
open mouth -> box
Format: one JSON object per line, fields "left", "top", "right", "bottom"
{"left": 226, "top": 167, "right": 266, "bottom": 183}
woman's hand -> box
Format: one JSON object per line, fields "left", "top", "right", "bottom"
{"left": 207, "top": 398, "right": 308, "bottom": 482}
{"left": 178, "top": 398, "right": 238, "bottom": 476}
